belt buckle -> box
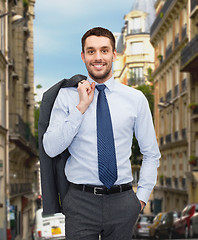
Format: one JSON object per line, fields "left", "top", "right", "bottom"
{"left": 94, "top": 187, "right": 103, "bottom": 195}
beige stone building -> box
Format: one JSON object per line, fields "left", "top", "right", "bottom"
{"left": 150, "top": 0, "right": 198, "bottom": 213}
{"left": 0, "top": 0, "right": 37, "bottom": 239}
{"left": 114, "top": 0, "right": 156, "bottom": 87}
{"left": 181, "top": 0, "right": 198, "bottom": 204}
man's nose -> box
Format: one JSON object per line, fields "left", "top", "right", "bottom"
{"left": 95, "top": 51, "right": 102, "bottom": 60}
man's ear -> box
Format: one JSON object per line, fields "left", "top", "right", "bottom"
{"left": 113, "top": 49, "right": 117, "bottom": 62}
{"left": 81, "top": 51, "right": 85, "bottom": 63}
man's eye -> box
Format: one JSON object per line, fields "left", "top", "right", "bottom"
{"left": 88, "top": 50, "right": 94, "bottom": 54}
{"left": 102, "top": 49, "right": 108, "bottom": 53}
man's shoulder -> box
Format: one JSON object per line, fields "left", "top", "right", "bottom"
{"left": 42, "top": 74, "right": 86, "bottom": 100}
{"left": 115, "top": 81, "right": 144, "bottom": 97}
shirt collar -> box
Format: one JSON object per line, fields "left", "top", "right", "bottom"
{"left": 87, "top": 75, "right": 115, "bottom": 92}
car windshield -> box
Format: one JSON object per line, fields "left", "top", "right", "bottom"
{"left": 139, "top": 216, "right": 154, "bottom": 223}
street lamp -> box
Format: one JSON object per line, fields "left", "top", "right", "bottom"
{"left": 0, "top": 11, "right": 23, "bottom": 24}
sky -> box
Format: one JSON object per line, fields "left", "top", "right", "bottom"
{"left": 34, "top": 0, "right": 134, "bottom": 101}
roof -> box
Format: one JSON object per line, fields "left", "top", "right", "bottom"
{"left": 131, "top": 0, "right": 156, "bottom": 33}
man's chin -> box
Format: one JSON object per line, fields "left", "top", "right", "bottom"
{"left": 89, "top": 71, "right": 111, "bottom": 81}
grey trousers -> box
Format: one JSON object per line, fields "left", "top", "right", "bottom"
{"left": 62, "top": 184, "right": 141, "bottom": 240}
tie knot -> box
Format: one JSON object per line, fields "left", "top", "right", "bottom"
{"left": 96, "top": 84, "right": 106, "bottom": 92}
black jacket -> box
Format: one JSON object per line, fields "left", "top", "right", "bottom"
{"left": 38, "top": 74, "right": 86, "bottom": 215}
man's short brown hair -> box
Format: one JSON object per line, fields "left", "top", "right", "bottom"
{"left": 81, "top": 27, "right": 116, "bottom": 52}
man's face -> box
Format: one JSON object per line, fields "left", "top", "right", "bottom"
{"left": 81, "top": 36, "right": 117, "bottom": 83}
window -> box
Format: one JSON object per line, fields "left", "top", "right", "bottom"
{"left": 0, "top": 71, "right": 6, "bottom": 127}
{"left": 128, "top": 67, "right": 144, "bottom": 85}
{"left": 0, "top": 17, "right": 5, "bottom": 53}
{"left": 131, "top": 17, "right": 141, "bottom": 33}
{"left": 131, "top": 42, "right": 143, "bottom": 55}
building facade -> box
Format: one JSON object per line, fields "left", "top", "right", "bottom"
{"left": 0, "top": 0, "right": 38, "bottom": 239}
{"left": 150, "top": 0, "right": 195, "bottom": 213}
{"left": 181, "top": 0, "right": 198, "bottom": 204}
{"left": 114, "top": 0, "right": 156, "bottom": 87}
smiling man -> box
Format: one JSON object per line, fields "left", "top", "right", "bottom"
{"left": 43, "top": 27, "right": 161, "bottom": 240}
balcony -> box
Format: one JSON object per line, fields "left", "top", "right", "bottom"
{"left": 166, "top": 134, "right": 172, "bottom": 144}
{"left": 181, "top": 78, "right": 187, "bottom": 92}
{"left": 9, "top": 113, "right": 37, "bottom": 153}
{"left": 127, "top": 77, "right": 145, "bottom": 86}
{"left": 166, "top": 90, "right": 172, "bottom": 103}
{"left": 160, "top": 137, "right": 164, "bottom": 146}
{"left": 150, "top": 0, "right": 173, "bottom": 37}
{"left": 166, "top": 177, "right": 172, "bottom": 187}
{"left": 174, "top": 34, "right": 179, "bottom": 48}
{"left": 181, "top": 34, "right": 198, "bottom": 72}
{"left": 174, "top": 84, "right": 179, "bottom": 97}
{"left": 174, "top": 131, "right": 179, "bottom": 141}
{"left": 10, "top": 183, "right": 32, "bottom": 197}
{"left": 182, "top": 178, "right": 186, "bottom": 189}
{"left": 174, "top": 178, "right": 178, "bottom": 188}
{"left": 166, "top": 43, "right": 173, "bottom": 59}
{"left": 182, "top": 128, "right": 186, "bottom": 140}
{"left": 191, "top": 0, "right": 198, "bottom": 18}
{"left": 181, "top": 24, "right": 187, "bottom": 40}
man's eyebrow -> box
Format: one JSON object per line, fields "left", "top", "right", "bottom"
{"left": 85, "top": 46, "right": 110, "bottom": 50}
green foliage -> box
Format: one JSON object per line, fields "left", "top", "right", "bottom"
{"left": 130, "top": 68, "right": 154, "bottom": 165}
{"left": 23, "top": 0, "right": 29, "bottom": 8}
{"left": 130, "top": 134, "right": 141, "bottom": 165}
{"left": 36, "top": 84, "right": 42, "bottom": 89}
{"left": 34, "top": 106, "right": 39, "bottom": 149}
{"left": 34, "top": 84, "right": 42, "bottom": 149}
{"left": 136, "top": 84, "right": 154, "bottom": 117}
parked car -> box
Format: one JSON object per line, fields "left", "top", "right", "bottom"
{"left": 33, "top": 208, "right": 65, "bottom": 240}
{"left": 133, "top": 214, "right": 154, "bottom": 238}
{"left": 189, "top": 212, "right": 198, "bottom": 238}
{"left": 172, "top": 203, "right": 198, "bottom": 238}
{"left": 154, "top": 211, "right": 180, "bottom": 239}
{"left": 149, "top": 212, "right": 165, "bottom": 238}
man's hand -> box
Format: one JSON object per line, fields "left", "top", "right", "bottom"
{"left": 140, "top": 200, "right": 146, "bottom": 211}
{"left": 76, "top": 80, "right": 95, "bottom": 114}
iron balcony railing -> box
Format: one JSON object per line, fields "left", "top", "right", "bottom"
{"left": 150, "top": 0, "right": 173, "bottom": 36}
{"left": 182, "top": 128, "right": 186, "bottom": 140}
{"left": 174, "top": 131, "right": 179, "bottom": 141}
{"left": 182, "top": 24, "right": 187, "bottom": 40}
{"left": 174, "top": 34, "right": 179, "bottom": 48}
{"left": 165, "top": 43, "right": 173, "bottom": 59}
{"left": 9, "top": 113, "right": 36, "bottom": 150}
{"left": 182, "top": 78, "right": 187, "bottom": 92}
{"left": 166, "top": 90, "right": 172, "bottom": 103}
{"left": 160, "top": 137, "right": 164, "bottom": 146}
{"left": 10, "top": 183, "right": 32, "bottom": 197}
{"left": 175, "top": 178, "right": 178, "bottom": 188}
{"left": 174, "top": 84, "right": 179, "bottom": 97}
{"left": 166, "top": 134, "right": 172, "bottom": 144}
{"left": 166, "top": 177, "right": 172, "bottom": 187}
{"left": 181, "top": 34, "right": 198, "bottom": 71}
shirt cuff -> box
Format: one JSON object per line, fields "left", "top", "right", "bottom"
{"left": 136, "top": 187, "right": 152, "bottom": 205}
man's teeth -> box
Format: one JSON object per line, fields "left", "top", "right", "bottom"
{"left": 95, "top": 65, "right": 103, "bottom": 68}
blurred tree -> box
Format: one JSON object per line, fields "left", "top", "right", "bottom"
{"left": 131, "top": 68, "right": 154, "bottom": 165}
{"left": 34, "top": 85, "right": 42, "bottom": 149}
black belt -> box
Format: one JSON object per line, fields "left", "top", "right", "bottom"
{"left": 70, "top": 183, "right": 132, "bottom": 195}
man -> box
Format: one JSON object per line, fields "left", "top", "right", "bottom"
{"left": 43, "top": 27, "right": 161, "bottom": 240}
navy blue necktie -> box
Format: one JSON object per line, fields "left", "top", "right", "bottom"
{"left": 96, "top": 84, "right": 117, "bottom": 189}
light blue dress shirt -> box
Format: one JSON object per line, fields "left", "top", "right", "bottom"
{"left": 43, "top": 76, "right": 161, "bottom": 204}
